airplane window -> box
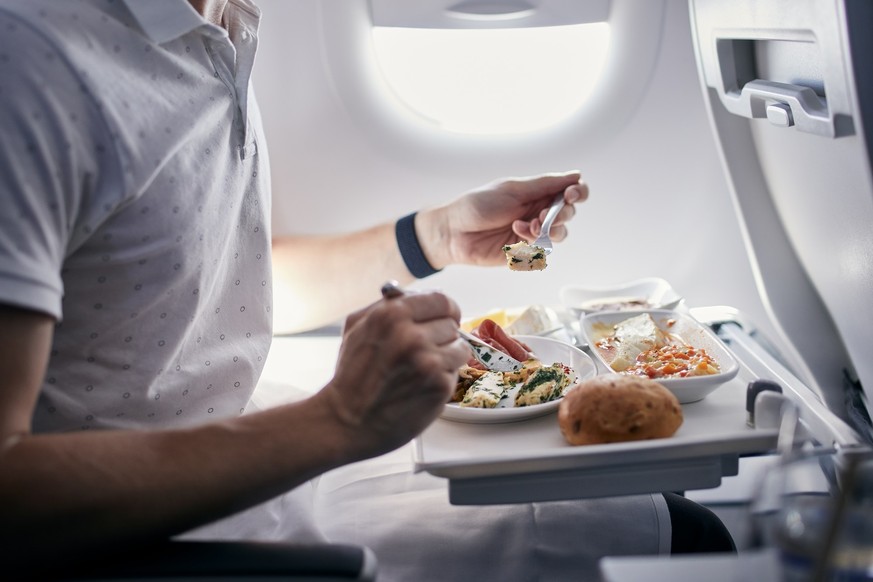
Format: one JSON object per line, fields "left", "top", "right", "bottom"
{"left": 371, "top": 23, "right": 610, "bottom": 135}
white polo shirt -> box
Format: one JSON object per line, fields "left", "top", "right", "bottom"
{"left": 0, "top": 0, "right": 274, "bottom": 432}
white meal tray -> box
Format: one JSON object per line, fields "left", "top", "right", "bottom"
{"left": 413, "top": 316, "right": 785, "bottom": 506}
{"left": 414, "top": 307, "right": 865, "bottom": 506}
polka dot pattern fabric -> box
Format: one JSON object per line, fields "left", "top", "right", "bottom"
{"left": 0, "top": 0, "right": 273, "bottom": 431}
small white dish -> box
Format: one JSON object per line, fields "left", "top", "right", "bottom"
{"left": 504, "top": 305, "right": 564, "bottom": 336}
{"left": 441, "top": 335, "right": 597, "bottom": 424}
{"left": 560, "top": 277, "right": 683, "bottom": 314}
{"left": 580, "top": 309, "right": 740, "bottom": 403}
{"left": 461, "top": 304, "right": 563, "bottom": 337}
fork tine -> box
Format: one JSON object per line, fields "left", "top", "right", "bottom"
{"left": 532, "top": 236, "right": 553, "bottom": 255}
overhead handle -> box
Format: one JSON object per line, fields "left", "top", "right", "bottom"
{"left": 445, "top": 1, "right": 535, "bottom": 20}
{"left": 725, "top": 79, "right": 837, "bottom": 137}
{"left": 370, "top": 0, "right": 610, "bottom": 30}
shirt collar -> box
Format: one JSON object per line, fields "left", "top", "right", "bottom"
{"left": 122, "top": 0, "right": 219, "bottom": 44}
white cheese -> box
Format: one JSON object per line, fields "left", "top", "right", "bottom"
{"left": 505, "top": 305, "right": 555, "bottom": 335}
{"left": 608, "top": 313, "right": 667, "bottom": 371}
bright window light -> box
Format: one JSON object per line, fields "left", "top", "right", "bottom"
{"left": 371, "top": 23, "right": 610, "bottom": 135}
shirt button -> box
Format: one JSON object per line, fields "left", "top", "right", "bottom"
{"left": 241, "top": 30, "right": 249, "bottom": 41}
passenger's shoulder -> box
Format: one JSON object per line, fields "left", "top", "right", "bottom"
{"left": 0, "top": 1, "right": 142, "bottom": 64}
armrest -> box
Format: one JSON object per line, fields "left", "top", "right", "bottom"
{"left": 48, "top": 540, "right": 377, "bottom": 581}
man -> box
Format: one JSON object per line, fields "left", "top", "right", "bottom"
{"left": 0, "top": 0, "right": 731, "bottom": 578}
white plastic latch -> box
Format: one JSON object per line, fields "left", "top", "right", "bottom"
{"left": 766, "top": 102, "right": 794, "bottom": 128}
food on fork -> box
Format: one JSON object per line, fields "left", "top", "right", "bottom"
{"left": 558, "top": 375, "right": 683, "bottom": 445}
{"left": 502, "top": 240, "right": 547, "bottom": 271}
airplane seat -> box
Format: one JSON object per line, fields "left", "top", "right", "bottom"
{"left": 33, "top": 540, "right": 377, "bottom": 582}
{"left": 689, "top": 0, "right": 873, "bottom": 439}
{"left": 683, "top": 0, "right": 873, "bottom": 552}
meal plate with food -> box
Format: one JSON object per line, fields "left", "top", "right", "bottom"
{"left": 442, "top": 334, "right": 596, "bottom": 424}
{"left": 560, "top": 277, "right": 683, "bottom": 314}
{"left": 580, "top": 309, "right": 739, "bottom": 403}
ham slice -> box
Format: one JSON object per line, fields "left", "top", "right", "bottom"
{"left": 466, "top": 318, "right": 533, "bottom": 368}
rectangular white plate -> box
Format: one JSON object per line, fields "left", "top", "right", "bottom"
{"left": 580, "top": 309, "right": 740, "bottom": 403}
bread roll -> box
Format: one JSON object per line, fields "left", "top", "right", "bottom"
{"left": 558, "top": 375, "right": 682, "bottom": 445}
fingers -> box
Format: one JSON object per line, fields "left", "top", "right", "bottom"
{"left": 344, "top": 284, "right": 462, "bottom": 336}
{"left": 507, "top": 172, "right": 588, "bottom": 235}
{"left": 511, "top": 219, "right": 534, "bottom": 241}
{"left": 378, "top": 282, "right": 462, "bottom": 325}
{"left": 328, "top": 286, "right": 469, "bottom": 454}
{"left": 513, "top": 209, "right": 572, "bottom": 241}
{"left": 540, "top": 198, "right": 576, "bottom": 227}
{"left": 564, "top": 181, "right": 589, "bottom": 204}
{"left": 393, "top": 315, "right": 465, "bottom": 353}
{"left": 339, "top": 287, "right": 468, "bottom": 372}
{"left": 385, "top": 292, "right": 461, "bottom": 334}
{"left": 374, "top": 289, "right": 467, "bottom": 372}
{"left": 511, "top": 171, "right": 583, "bottom": 199}
{"left": 538, "top": 181, "right": 584, "bottom": 225}
{"left": 440, "top": 337, "right": 475, "bottom": 374}
{"left": 345, "top": 289, "right": 464, "bottom": 364}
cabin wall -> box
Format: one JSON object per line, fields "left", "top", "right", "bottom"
{"left": 252, "top": 0, "right": 779, "bottom": 345}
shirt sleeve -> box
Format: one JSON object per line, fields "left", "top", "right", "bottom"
{"left": 0, "top": 10, "right": 114, "bottom": 319}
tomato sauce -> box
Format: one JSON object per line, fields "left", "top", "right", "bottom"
{"left": 623, "top": 344, "right": 720, "bottom": 379}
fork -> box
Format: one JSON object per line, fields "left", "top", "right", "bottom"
{"left": 530, "top": 192, "right": 566, "bottom": 255}
{"left": 380, "top": 280, "right": 524, "bottom": 372}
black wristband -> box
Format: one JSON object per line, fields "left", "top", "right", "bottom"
{"left": 395, "top": 212, "right": 442, "bottom": 279}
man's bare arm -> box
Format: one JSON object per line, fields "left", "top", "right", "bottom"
{"left": 272, "top": 222, "right": 419, "bottom": 334}
{"left": 271, "top": 172, "right": 586, "bottom": 335}
{"left": 0, "top": 306, "right": 352, "bottom": 562}
{"left": 0, "top": 292, "right": 467, "bottom": 566}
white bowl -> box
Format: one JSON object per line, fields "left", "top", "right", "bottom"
{"left": 580, "top": 309, "right": 740, "bottom": 403}
{"left": 560, "top": 277, "right": 683, "bottom": 314}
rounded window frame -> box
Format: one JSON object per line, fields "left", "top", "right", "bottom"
{"left": 316, "top": 0, "right": 666, "bottom": 151}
